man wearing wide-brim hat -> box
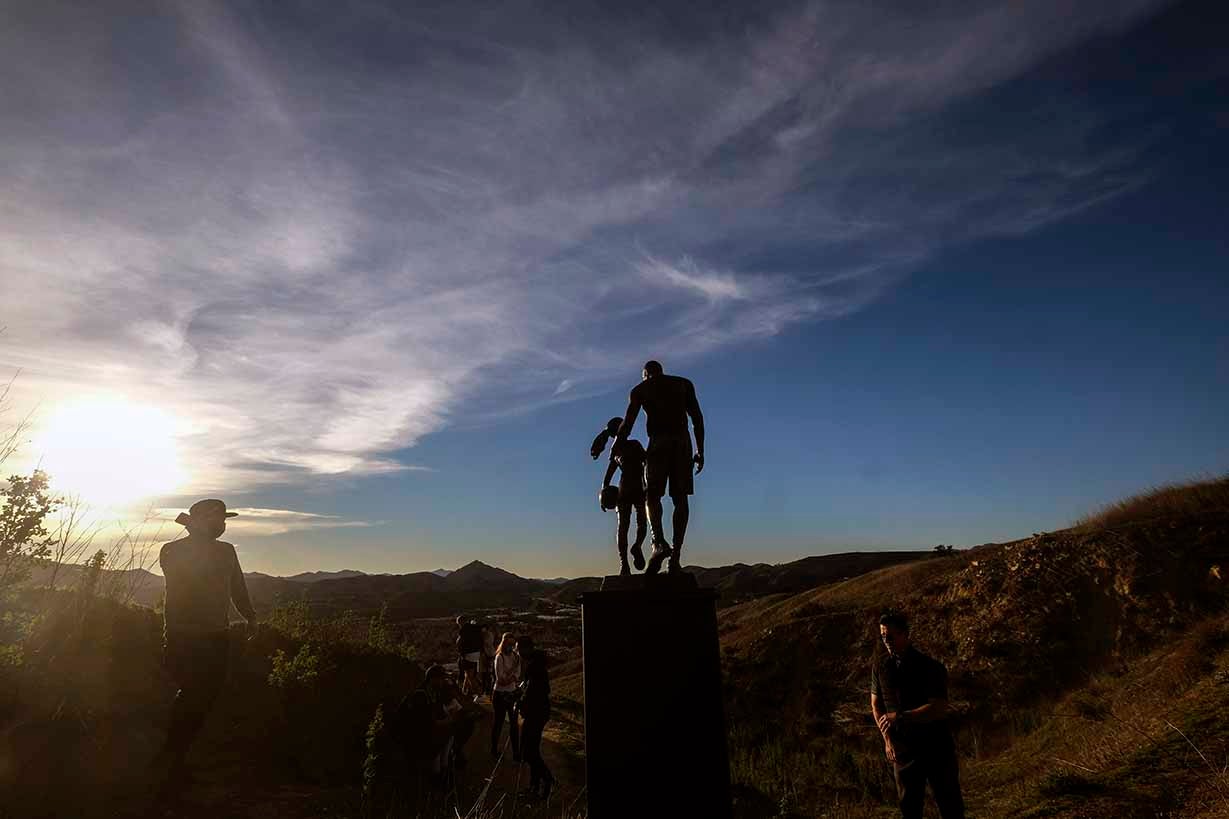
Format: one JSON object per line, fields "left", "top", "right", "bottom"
{"left": 155, "top": 498, "right": 256, "bottom": 784}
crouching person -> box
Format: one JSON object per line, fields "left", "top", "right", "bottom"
{"left": 397, "top": 665, "right": 480, "bottom": 803}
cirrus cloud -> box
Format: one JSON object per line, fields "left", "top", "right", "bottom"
{"left": 0, "top": 0, "right": 1174, "bottom": 495}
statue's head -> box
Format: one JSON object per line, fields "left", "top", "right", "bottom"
{"left": 605, "top": 416, "right": 622, "bottom": 436}
{"left": 642, "top": 360, "right": 663, "bottom": 381}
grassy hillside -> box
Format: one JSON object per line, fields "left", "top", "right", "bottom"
{"left": 717, "top": 476, "right": 1229, "bottom": 817}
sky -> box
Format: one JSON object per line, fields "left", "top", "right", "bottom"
{"left": 1, "top": 0, "right": 1226, "bottom": 578}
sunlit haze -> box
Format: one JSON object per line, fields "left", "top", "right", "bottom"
{"left": 32, "top": 396, "right": 189, "bottom": 509}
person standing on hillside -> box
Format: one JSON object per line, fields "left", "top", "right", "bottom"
{"left": 155, "top": 499, "right": 256, "bottom": 783}
{"left": 871, "top": 611, "right": 965, "bottom": 819}
{"left": 479, "top": 623, "right": 497, "bottom": 696}
{"left": 455, "top": 615, "right": 483, "bottom": 698}
{"left": 490, "top": 632, "right": 522, "bottom": 761}
{"left": 516, "top": 636, "right": 554, "bottom": 799}
{"left": 594, "top": 415, "right": 649, "bottom": 575}
{"left": 612, "top": 360, "right": 705, "bottom": 575}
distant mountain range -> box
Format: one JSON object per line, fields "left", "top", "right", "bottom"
{"left": 24, "top": 551, "right": 931, "bottom": 617}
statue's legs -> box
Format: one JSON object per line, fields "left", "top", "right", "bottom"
{"left": 645, "top": 493, "right": 671, "bottom": 575}
{"left": 630, "top": 503, "right": 647, "bottom": 570}
{"left": 615, "top": 504, "right": 632, "bottom": 575}
{"left": 646, "top": 493, "right": 667, "bottom": 548}
{"left": 669, "top": 495, "right": 690, "bottom": 572}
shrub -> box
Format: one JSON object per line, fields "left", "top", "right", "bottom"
{"left": 268, "top": 643, "right": 322, "bottom": 690}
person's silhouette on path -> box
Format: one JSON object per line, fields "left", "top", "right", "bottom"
{"left": 515, "top": 636, "right": 554, "bottom": 800}
{"left": 156, "top": 498, "right": 256, "bottom": 785}
{"left": 456, "top": 615, "right": 483, "bottom": 696}
{"left": 613, "top": 360, "right": 705, "bottom": 575}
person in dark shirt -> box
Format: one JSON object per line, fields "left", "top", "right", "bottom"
{"left": 456, "top": 615, "right": 483, "bottom": 697}
{"left": 155, "top": 498, "right": 255, "bottom": 784}
{"left": 395, "top": 665, "right": 471, "bottom": 809}
{"left": 612, "top": 360, "right": 705, "bottom": 575}
{"left": 597, "top": 416, "right": 649, "bottom": 575}
{"left": 516, "top": 636, "right": 554, "bottom": 800}
{"left": 870, "top": 611, "right": 965, "bottom": 819}
{"left": 399, "top": 665, "right": 482, "bottom": 770}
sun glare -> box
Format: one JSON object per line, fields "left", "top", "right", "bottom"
{"left": 33, "top": 396, "right": 189, "bottom": 509}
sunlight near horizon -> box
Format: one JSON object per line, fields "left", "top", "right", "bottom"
{"left": 33, "top": 396, "right": 188, "bottom": 509}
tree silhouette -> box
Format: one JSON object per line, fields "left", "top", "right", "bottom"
{"left": 0, "top": 470, "right": 60, "bottom": 591}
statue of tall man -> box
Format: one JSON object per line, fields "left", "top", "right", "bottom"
{"left": 614, "top": 360, "right": 705, "bottom": 575}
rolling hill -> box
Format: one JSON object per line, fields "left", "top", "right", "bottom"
{"left": 24, "top": 552, "right": 933, "bottom": 621}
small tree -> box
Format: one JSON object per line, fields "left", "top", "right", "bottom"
{"left": 0, "top": 470, "right": 61, "bottom": 592}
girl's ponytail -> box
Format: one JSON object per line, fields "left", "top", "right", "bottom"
{"left": 589, "top": 416, "right": 623, "bottom": 460}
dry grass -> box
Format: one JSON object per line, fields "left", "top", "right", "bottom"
{"left": 961, "top": 610, "right": 1229, "bottom": 817}
{"left": 1074, "top": 474, "right": 1229, "bottom": 531}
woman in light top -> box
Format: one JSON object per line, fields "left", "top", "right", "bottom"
{"left": 490, "top": 631, "right": 522, "bottom": 761}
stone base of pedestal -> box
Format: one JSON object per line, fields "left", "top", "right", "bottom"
{"left": 580, "top": 574, "right": 732, "bottom": 818}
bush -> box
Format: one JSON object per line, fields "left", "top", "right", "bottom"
{"left": 268, "top": 643, "right": 322, "bottom": 690}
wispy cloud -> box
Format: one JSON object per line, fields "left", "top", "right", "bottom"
{"left": 0, "top": 0, "right": 1173, "bottom": 494}
{"left": 156, "top": 506, "right": 376, "bottom": 537}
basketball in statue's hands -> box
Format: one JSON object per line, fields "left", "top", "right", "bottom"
{"left": 599, "top": 485, "right": 620, "bottom": 511}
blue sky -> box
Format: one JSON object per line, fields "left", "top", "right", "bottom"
{"left": 2, "top": 0, "right": 1226, "bottom": 577}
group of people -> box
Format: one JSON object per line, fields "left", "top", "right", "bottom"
{"left": 397, "top": 623, "right": 554, "bottom": 800}
{"left": 454, "top": 617, "right": 554, "bottom": 790}
{"left": 591, "top": 360, "right": 705, "bottom": 576}
{"left": 153, "top": 500, "right": 556, "bottom": 805}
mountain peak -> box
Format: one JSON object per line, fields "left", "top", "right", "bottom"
{"left": 446, "top": 559, "right": 526, "bottom": 588}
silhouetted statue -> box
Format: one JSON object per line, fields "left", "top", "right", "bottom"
{"left": 516, "top": 635, "right": 554, "bottom": 800}
{"left": 872, "top": 611, "right": 966, "bottom": 819}
{"left": 155, "top": 498, "right": 255, "bottom": 785}
{"left": 613, "top": 360, "right": 705, "bottom": 575}
{"left": 594, "top": 416, "right": 649, "bottom": 575}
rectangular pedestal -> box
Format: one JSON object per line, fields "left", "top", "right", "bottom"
{"left": 580, "top": 576, "right": 732, "bottom": 818}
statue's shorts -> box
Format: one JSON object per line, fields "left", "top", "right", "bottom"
{"left": 645, "top": 434, "right": 694, "bottom": 498}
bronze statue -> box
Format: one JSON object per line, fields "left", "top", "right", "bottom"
{"left": 612, "top": 360, "right": 705, "bottom": 575}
